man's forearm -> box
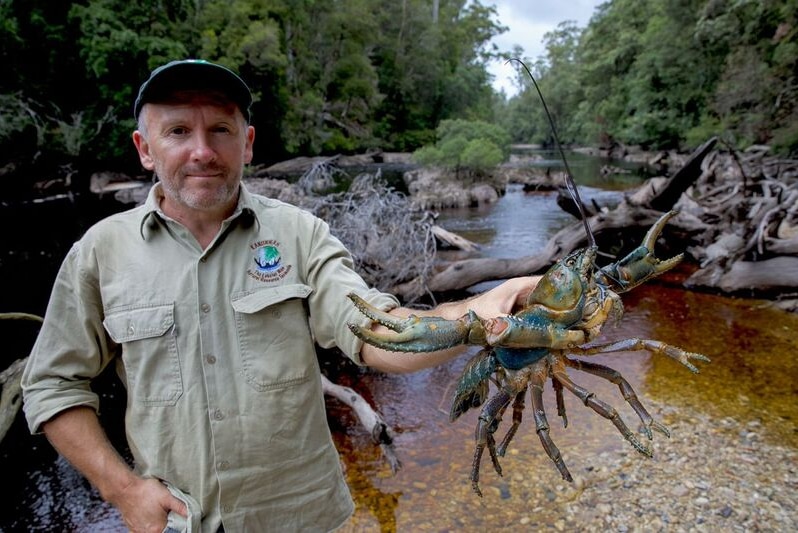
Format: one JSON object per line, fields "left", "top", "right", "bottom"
{"left": 360, "top": 276, "right": 540, "bottom": 373}
{"left": 42, "top": 406, "right": 138, "bottom": 503}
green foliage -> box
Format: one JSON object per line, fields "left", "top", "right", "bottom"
{"left": 413, "top": 118, "right": 510, "bottom": 178}
{"left": 499, "top": 0, "right": 798, "bottom": 155}
{"left": 461, "top": 139, "right": 504, "bottom": 171}
{"left": 771, "top": 119, "right": 798, "bottom": 156}
{"left": 0, "top": 0, "right": 507, "bottom": 188}
{"left": 3, "top": 0, "right": 798, "bottom": 189}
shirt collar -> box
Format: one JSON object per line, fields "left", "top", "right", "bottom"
{"left": 139, "top": 182, "right": 260, "bottom": 239}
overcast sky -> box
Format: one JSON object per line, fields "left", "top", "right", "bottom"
{"left": 487, "top": 0, "right": 605, "bottom": 96}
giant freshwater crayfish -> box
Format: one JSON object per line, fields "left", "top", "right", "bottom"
{"left": 347, "top": 59, "right": 709, "bottom": 496}
{"left": 347, "top": 210, "right": 710, "bottom": 494}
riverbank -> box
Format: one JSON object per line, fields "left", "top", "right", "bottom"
{"left": 338, "top": 399, "right": 796, "bottom": 532}
{"left": 468, "top": 401, "right": 796, "bottom": 532}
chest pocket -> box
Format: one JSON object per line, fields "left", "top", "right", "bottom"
{"left": 103, "top": 302, "right": 182, "bottom": 406}
{"left": 231, "top": 284, "right": 316, "bottom": 391}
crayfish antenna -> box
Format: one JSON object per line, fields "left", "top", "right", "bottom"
{"left": 507, "top": 57, "right": 595, "bottom": 248}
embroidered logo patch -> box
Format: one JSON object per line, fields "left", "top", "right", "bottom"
{"left": 248, "top": 240, "right": 292, "bottom": 282}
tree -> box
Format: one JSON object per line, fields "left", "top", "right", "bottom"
{"left": 413, "top": 118, "right": 509, "bottom": 180}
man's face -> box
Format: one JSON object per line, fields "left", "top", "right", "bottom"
{"left": 133, "top": 91, "right": 255, "bottom": 215}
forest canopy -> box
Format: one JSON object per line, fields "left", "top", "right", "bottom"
{"left": 0, "top": 0, "right": 796, "bottom": 192}
{"left": 500, "top": 0, "right": 798, "bottom": 155}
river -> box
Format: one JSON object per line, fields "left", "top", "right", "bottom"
{"left": 1, "top": 154, "right": 796, "bottom": 531}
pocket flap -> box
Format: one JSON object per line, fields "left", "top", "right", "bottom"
{"left": 231, "top": 284, "right": 313, "bottom": 314}
{"left": 103, "top": 303, "right": 175, "bottom": 343}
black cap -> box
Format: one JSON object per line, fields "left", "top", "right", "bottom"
{"left": 133, "top": 59, "right": 252, "bottom": 122}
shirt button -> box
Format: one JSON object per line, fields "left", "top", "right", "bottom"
{"left": 201, "top": 303, "right": 211, "bottom": 313}
{"left": 221, "top": 504, "right": 232, "bottom": 513}
{"left": 206, "top": 354, "right": 217, "bottom": 364}
{"left": 213, "top": 409, "right": 224, "bottom": 420}
{"left": 272, "top": 309, "right": 281, "bottom": 318}
{"left": 218, "top": 460, "right": 230, "bottom": 471}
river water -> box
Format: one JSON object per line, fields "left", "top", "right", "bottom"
{"left": 1, "top": 153, "right": 796, "bottom": 531}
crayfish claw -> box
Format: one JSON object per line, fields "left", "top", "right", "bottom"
{"left": 641, "top": 209, "right": 679, "bottom": 251}
{"left": 661, "top": 345, "right": 711, "bottom": 374}
{"left": 348, "top": 293, "right": 486, "bottom": 353}
{"left": 347, "top": 292, "right": 406, "bottom": 331}
{"left": 597, "top": 210, "right": 686, "bottom": 293}
{"left": 649, "top": 420, "right": 671, "bottom": 438}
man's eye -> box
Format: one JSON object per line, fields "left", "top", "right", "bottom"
{"left": 169, "top": 127, "right": 189, "bottom": 135}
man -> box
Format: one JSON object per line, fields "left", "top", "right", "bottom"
{"left": 22, "top": 59, "right": 535, "bottom": 532}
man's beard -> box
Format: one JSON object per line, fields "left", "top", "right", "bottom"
{"left": 159, "top": 167, "right": 240, "bottom": 210}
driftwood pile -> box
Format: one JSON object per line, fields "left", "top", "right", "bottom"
{"left": 245, "top": 158, "right": 438, "bottom": 300}
{"left": 675, "top": 145, "right": 798, "bottom": 307}
{"left": 246, "top": 142, "right": 798, "bottom": 311}
{"left": 392, "top": 138, "right": 798, "bottom": 312}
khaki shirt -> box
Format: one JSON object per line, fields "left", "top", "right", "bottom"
{"left": 22, "top": 183, "right": 399, "bottom": 532}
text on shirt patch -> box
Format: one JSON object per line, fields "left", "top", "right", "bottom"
{"left": 248, "top": 240, "right": 292, "bottom": 282}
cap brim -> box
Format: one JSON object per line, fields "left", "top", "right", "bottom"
{"left": 134, "top": 60, "right": 251, "bottom": 121}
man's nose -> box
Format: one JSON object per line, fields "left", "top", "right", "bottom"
{"left": 190, "top": 132, "right": 217, "bottom": 161}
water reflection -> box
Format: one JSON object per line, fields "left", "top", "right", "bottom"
{"left": 436, "top": 183, "right": 627, "bottom": 262}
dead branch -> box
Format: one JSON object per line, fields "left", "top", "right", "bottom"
{"left": 0, "top": 359, "right": 27, "bottom": 444}
{"left": 245, "top": 169, "right": 437, "bottom": 301}
{"left": 321, "top": 374, "right": 401, "bottom": 474}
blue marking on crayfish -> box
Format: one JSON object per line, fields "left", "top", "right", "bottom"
{"left": 495, "top": 347, "right": 549, "bottom": 370}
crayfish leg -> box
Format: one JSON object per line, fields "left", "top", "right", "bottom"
{"left": 552, "top": 377, "right": 568, "bottom": 428}
{"left": 496, "top": 391, "right": 526, "bottom": 457}
{"left": 486, "top": 427, "right": 502, "bottom": 478}
{"left": 550, "top": 361, "right": 652, "bottom": 458}
{"left": 565, "top": 357, "right": 670, "bottom": 439}
{"left": 470, "top": 389, "right": 512, "bottom": 496}
{"left": 529, "top": 380, "right": 573, "bottom": 482}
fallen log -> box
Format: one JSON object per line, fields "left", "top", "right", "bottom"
{"left": 768, "top": 235, "right": 798, "bottom": 255}
{"left": 0, "top": 358, "right": 26, "bottom": 444}
{"left": 0, "top": 313, "right": 43, "bottom": 444}
{"left": 649, "top": 137, "right": 718, "bottom": 211}
{"left": 392, "top": 205, "right": 687, "bottom": 299}
{"left": 685, "top": 256, "right": 798, "bottom": 293}
{"left": 431, "top": 225, "right": 481, "bottom": 252}
{"left": 321, "top": 374, "right": 401, "bottom": 474}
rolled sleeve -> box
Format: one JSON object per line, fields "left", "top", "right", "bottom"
{"left": 22, "top": 242, "right": 115, "bottom": 434}
{"left": 302, "top": 216, "right": 399, "bottom": 364}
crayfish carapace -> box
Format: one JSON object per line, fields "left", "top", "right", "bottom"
{"left": 347, "top": 210, "right": 710, "bottom": 496}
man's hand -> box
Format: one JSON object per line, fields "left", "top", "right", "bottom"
{"left": 41, "top": 407, "right": 188, "bottom": 533}
{"left": 108, "top": 477, "right": 187, "bottom": 533}
{"left": 462, "top": 275, "right": 539, "bottom": 318}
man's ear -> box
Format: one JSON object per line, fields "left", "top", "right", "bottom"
{"left": 132, "top": 130, "right": 155, "bottom": 171}
{"left": 244, "top": 125, "right": 255, "bottom": 164}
